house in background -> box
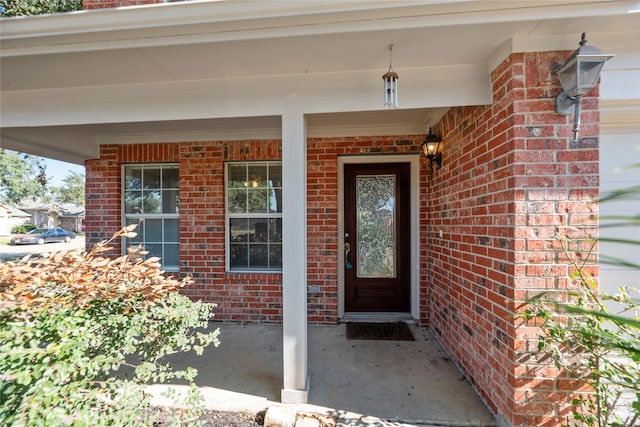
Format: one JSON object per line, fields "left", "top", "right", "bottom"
{"left": 0, "top": 204, "right": 30, "bottom": 235}
{"left": 58, "top": 205, "right": 85, "bottom": 233}
{"left": 19, "top": 203, "right": 85, "bottom": 233}
{"left": 2, "top": 1, "right": 639, "bottom": 426}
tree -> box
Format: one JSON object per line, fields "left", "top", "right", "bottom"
{"left": 0, "top": 0, "right": 81, "bottom": 17}
{"left": 0, "top": 225, "right": 219, "bottom": 426}
{"left": 0, "top": 149, "right": 48, "bottom": 205}
{"left": 52, "top": 171, "right": 85, "bottom": 206}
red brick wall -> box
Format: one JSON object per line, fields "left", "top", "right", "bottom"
{"left": 86, "top": 141, "right": 284, "bottom": 322}
{"left": 427, "top": 52, "right": 600, "bottom": 426}
{"left": 83, "top": 0, "right": 162, "bottom": 10}
{"left": 85, "top": 136, "right": 426, "bottom": 324}
{"left": 85, "top": 145, "right": 122, "bottom": 244}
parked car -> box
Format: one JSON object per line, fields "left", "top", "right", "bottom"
{"left": 10, "top": 228, "right": 75, "bottom": 245}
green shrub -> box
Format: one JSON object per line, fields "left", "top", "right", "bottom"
{"left": 524, "top": 180, "right": 640, "bottom": 426}
{"left": 11, "top": 223, "right": 36, "bottom": 234}
{"left": 0, "top": 0, "right": 82, "bottom": 17}
{"left": 0, "top": 225, "right": 220, "bottom": 426}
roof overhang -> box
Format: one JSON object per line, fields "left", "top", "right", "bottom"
{"left": 1, "top": 0, "right": 639, "bottom": 164}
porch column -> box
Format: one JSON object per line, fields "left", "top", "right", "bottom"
{"left": 281, "top": 113, "right": 309, "bottom": 403}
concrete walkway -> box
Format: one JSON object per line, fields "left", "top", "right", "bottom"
{"left": 158, "top": 323, "right": 496, "bottom": 427}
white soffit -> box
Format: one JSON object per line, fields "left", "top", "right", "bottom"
{"left": 2, "top": 0, "right": 637, "bottom": 92}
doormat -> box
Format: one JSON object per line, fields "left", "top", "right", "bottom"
{"left": 346, "top": 322, "right": 415, "bottom": 341}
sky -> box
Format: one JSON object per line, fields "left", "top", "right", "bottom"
{"left": 44, "top": 157, "right": 86, "bottom": 187}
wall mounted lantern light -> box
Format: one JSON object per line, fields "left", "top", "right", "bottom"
{"left": 382, "top": 44, "right": 399, "bottom": 109}
{"left": 421, "top": 127, "right": 442, "bottom": 171}
{"left": 554, "top": 33, "right": 614, "bottom": 143}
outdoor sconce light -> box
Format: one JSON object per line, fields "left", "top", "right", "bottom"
{"left": 554, "top": 33, "right": 614, "bottom": 143}
{"left": 421, "top": 127, "right": 442, "bottom": 171}
{"left": 383, "top": 44, "right": 399, "bottom": 109}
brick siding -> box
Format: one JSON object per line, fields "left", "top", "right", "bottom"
{"left": 86, "top": 141, "right": 284, "bottom": 323}
{"left": 82, "top": 0, "right": 162, "bottom": 9}
{"left": 86, "top": 136, "right": 426, "bottom": 324}
{"left": 307, "top": 135, "right": 426, "bottom": 323}
{"left": 427, "top": 52, "right": 600, "bottom": 426}
{"left": 84, "top": 50, "right": 601, "bottom": 425}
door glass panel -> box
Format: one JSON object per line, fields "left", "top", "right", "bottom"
{"left": 356, "top": 175, "right": 396, "bottom": 278}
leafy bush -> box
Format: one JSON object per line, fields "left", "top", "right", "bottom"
{"left": 525, "top": 182, "right": 640, "bottom": 426}
{"left": 10, "top": 223, "right": 36, "bottom": 234}
{"left": 0, "top": 224, "right": 220, "bottom": 426}
{"left": 0, "top": 0, "right": 82, "bottom": 17}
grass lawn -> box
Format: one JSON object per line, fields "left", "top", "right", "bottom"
{"left": 0, "top": 238, "right": 10, "bottom": 246}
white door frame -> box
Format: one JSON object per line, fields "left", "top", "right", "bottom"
{"left": 337, "top": 154, "right": 420, "bottom": 319}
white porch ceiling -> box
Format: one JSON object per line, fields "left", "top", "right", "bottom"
{"left": 1, "top": 0, "right": 638, "bottom": 164}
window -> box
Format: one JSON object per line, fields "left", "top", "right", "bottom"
{"left": 226, "top": 162, "right": 282, "bottom": 271}
{"left": 123, "top": 164, "right": 179, "bottom": 271}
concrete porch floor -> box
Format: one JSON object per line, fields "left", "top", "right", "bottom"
{"left": 160, "top": 323, "right": 497, "bottom": 427}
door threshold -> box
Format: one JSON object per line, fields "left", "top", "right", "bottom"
{"left": 341, "top": 312, "right": 415, "bottom": 323}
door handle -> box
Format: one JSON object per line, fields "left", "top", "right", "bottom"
{"left": 344, "top": 242, "right": 352, "bottom": 269}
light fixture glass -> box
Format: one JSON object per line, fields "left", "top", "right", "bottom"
{"left": 383, "top": 44, "right": 399, "bottom": 109}
{"left": 554, "top": 33, "right": 614, "bottom": 142}
{"left": 423, "top": 141, "right": 439, "bottom": 157}
{"left": 420, "top": 127, "right": 442, "bottom": 171}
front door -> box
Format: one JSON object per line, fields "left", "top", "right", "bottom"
{"left": 344, "top": 163, "right": 410, "bottom": 312}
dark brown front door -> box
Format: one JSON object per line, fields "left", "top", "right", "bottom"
{"left": 344, "top": 163, "right": 410, "bottom": 312}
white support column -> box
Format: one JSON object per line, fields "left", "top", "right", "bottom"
{"left": 281, "top": 113, "right": 309, "bottom": 403}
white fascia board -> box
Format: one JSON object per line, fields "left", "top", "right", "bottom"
{"left": 0, "top": 1, "right": 434, "bottom": 38}
{"left": 1, "top": 0, "right": 634, "bottom": 57}
{"left": 0, "top": 1, "right": 464, "bottom": 45}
